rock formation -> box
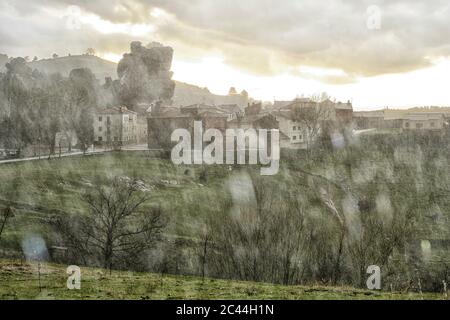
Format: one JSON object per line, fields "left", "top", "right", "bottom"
{"left": 117, "top": 41, "right": 175, "bottom": 109}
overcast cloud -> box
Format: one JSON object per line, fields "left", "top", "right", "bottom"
{"left": 1, "top": 0, "right": 450, "bottom": 86}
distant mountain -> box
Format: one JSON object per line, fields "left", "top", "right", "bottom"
{"left": 356, "top": 107, "right": 450, "bottom": 115}
{"left": 172, "top": 81, "right": 248, "bottom": 108}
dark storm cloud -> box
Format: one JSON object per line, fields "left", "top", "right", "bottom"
{"left": 1, "top": 0, "right": 450, "bottom": 82}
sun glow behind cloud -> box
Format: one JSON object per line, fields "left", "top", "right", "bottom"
{"left": 80, "top": 14, "right": 155, "bottom": 36}
{"left": 171, "top": 56, "right": 450, "bottom": 109}
{"left": 102, "top": 53, "right": 123, "bottom": 63}
{"left": 45, "top": 6, "right": 155, "bottom": 36}
{"left": 30, "top": 4, "right": 450, "bottom": 109}
{"left": 298, "top": 66, "right": 348, "bottom": 78}
{"left": 172, "top": 57, "right": 332, "bottom": 101}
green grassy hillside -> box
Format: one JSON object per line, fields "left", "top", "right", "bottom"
{"left": 1, "top": 134, "right": 449, "bottom": 295}
{"left": 28, "top": 55, "right": 117, "bottom": 80}
{"left": 0, "top": 260, "right": 442, "bottom": 300}
{"left": 0, "top": 152, "right": 230, "bottom": 254}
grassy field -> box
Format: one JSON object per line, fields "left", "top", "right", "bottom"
{"left": 0, "top": 259, "right": 443, "bottom": 300}
{"left": 0, "top": 152, "right": 232, "bottom": 254}
{"left": 1, "top": 146, "right": 449, "bottom": 300}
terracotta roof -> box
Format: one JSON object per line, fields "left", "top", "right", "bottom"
{"left": 217, "top": 104, "right": 244, "bottom": 113}
{"left": 199, "top": 111, "right": 230, "bottom": 118}
{"left": 354, "top": 110, "right": 445, "bottom": 121}
{"left": 273, "top": 101, "right": 294, "bottom": 109}
{"left": 275, "top": 98, "right": 352, "bottom": 112}
{"left": 353, "top": 111, "right": 385, "bottom": 118}
{"left": 272, "top": 110, "right": 293, "bottom": 120}
{"left": 273, "top": 98, "right": 311, "bottom": 110}
{"left": 150, "top": 105, "right": 231, "bottom": 119}
{"left": 334, "top": 101, "right": 353, "bottom": 110}
{"left": 96, "top": 106, "right": 137, "bottom": 115}
{"left": 181, "top": 104, "right": 234, "bottom": 116}
{"left": 403, "top": 113, "right": 445, "bottom": 121}
{"left": 149, "top": 107, "right": 189, "bottom": 118}
{"left": 279, "top": 131, "right": 290, "bottom": 140}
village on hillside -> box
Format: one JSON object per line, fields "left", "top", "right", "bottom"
{"left": 3, "top": 42, "right": 448, "bottom": 160}
{"left": 97, "top": 97, "right": 449, "bottom": 153}
{"left": 1, "top": 41, "right": 450, "bottom": 300}
{"left": 3, "top": 0, "right": 450, "bottom": 304}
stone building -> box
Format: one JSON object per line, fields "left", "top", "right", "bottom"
{"left": 353, "top": 111, "right": 385, "bottom": 129}
{"left": 147, "top": 105, "right": 233, "bottom": 149}
{"left": 94, "top": 107, "right": 138, "bottom": 146}
{"left": 401, "top": 113, "right": 446, "bottom": 130}
{"left": 270, "top": 98, "right": 353, "bottom": 149}
{"left": 353, "top": 110, "right": 447, "bottom": 131}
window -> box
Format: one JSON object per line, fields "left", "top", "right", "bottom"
{"left": 405, "top": 122, "right": 409, "bottom": 128}
{"left": 416, "top": 123, "right": 423, "bottom": 129}
{"left": 98, "top": 137, "right": 103, "bottom": 142}
{"left": 114, "top": 137, "right": 118, "bottom": 142}
{"left": 98, "top": 126, "right": 102, "bottom": 132}
{"left": 293, "top": 126, "right": 296, "bottom": 130}
{"left": 293, "top": 136, "right": 297, "bottom": 140}
{"left": 299, "top": 135, "right": 303, "bottom": 140}
{"left": 430, "top": 122, "right": 435, "bottom": 127}
{"left": 98, "top": 116, "right": 102, "bottom": 122}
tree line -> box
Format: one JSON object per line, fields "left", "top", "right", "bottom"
{"left": 0, "top": 57, "right": 113, "bottom": 156}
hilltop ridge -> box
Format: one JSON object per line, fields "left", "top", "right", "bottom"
{"left": 28, "top": 55, "right": 117, "bottom": 81}
{"left": 0, "top": 53, "right": 248, "bottom": 108}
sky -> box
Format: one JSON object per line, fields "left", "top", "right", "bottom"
{"left": 1, "top": 0, "right": 450, "bottom": 110}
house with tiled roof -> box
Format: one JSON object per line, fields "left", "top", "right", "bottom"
{"left": 268, "top": 98, "right": 353, "bottom": 149}
{"left": 147, "top": 104, "right": 239, "bottom": 149}
{"left": 94, "top": 106, "right": 138, "bottom": 146}
{"left": 272, "top": 111, "right": 310, "bottom": 149}
{"left": 401, "top": 113, "right": 446, "bottom": 130}
{"left": 353, "top": 110, "right": 447, "bottom": 131}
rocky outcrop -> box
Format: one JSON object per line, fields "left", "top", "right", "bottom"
{"left": 117, "top": 41, "right": 175, "bottom": 108}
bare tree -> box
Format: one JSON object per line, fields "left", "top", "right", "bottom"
{"left": 318, "top": 187, "right": 347, "bottom": 284}
{"left": 206, "top": 174, "right": 306, "bottom": 285}
{"left": 85, "top": 179, "right": 166, "bottom": 272}
{"left": 0, "top": 207, "right": 14, "bottom": 241}
{"left": 86, "top": 48, "right": 96, "bottom": 56}
{"left": 197, "top": 225, "right": 210, "bottom": 281}
{"left": 55, "top": 178, "right": 166, "bottom": 273}
{"left": 291, "top": 98, "right": 332, "bottom": 152}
